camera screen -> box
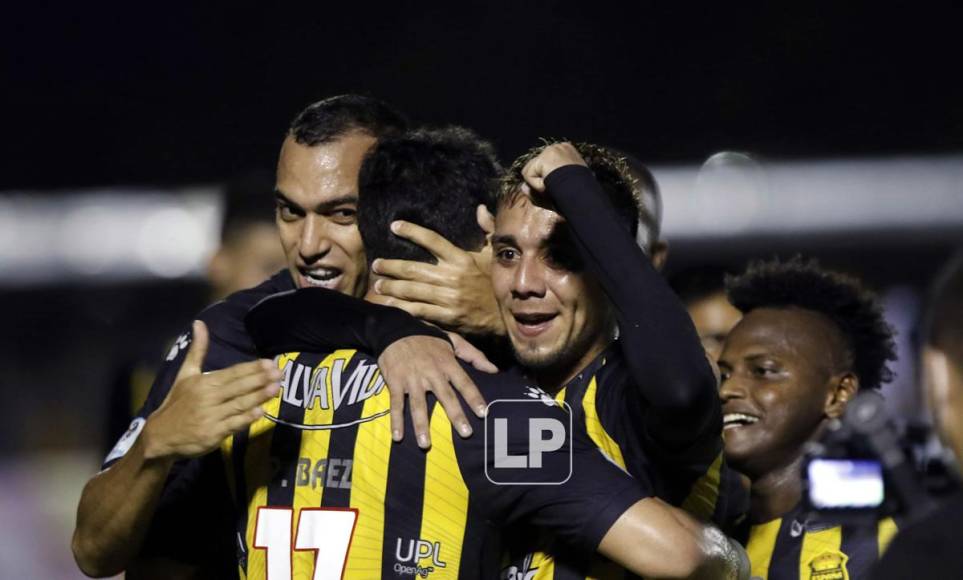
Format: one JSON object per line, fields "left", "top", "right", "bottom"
{"left": 807, "top": 458, "right": 885, "bottom": 509}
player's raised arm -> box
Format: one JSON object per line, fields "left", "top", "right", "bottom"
{"left": 523, "top": 143, "right": 719, "bottom": 448}
{"left": 72, "top": 321, "right": 280, "bottom": 577}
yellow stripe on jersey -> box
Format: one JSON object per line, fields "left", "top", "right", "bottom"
{"left": 420, "top": 403, "right": 469, "bottom": 579}
{"left": 680, "top": 451, "right": 723, "bottom": 521}
{"left": 799, "top": 525, "right": 845, "bottom": 580}
{"left": 343, "top": 379, "right": 393, "bottom": 578}
{"left": 238, "top": 352, "right": 297, "bottom": 577}
{"left": 747, "top": 518, "right": 782, "bottom": 580}
{"left": 290, "top": 350, "right": 350, "bottom": 578}
{"left": 553, "top": 388, "right": 567, "bottom": 403}
{"left": 529, "top": 551, "right": 556, "bottom": 579}
{"left": 877, "top": 517, "right": 898, "bottom": 555}
{"left": 580, "top": 377, "right": 626, "bottom": 469}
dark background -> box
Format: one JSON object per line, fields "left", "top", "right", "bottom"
{"left": 4, "top": 2, "right": 962, "bottom": 190}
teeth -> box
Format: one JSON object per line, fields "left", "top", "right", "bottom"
{"left": 307, "top": 268, "right": 339, "bottom": 280}
{"left": 723, "top": 413, "right": 759, "bottom": 426}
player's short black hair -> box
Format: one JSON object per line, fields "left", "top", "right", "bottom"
{"left": 500, "top": 141, "right": 640, "bottom": 240}
{"left": 670, "top": 265, "right": 733, "bottom": 306}
{"left": 219, "top": 168, "right": 277, "bottom": 244}
{"left": 726, "top": 256, "right": 896, "bottom": 390}
{"left": 924, "top": 250, "right": 963, "bottom": 372}
{"left": 358, "top": 126, "right": 501, "bottom": 265}
{"left": 288, "top": 94, "right": 407, "bottom": 146}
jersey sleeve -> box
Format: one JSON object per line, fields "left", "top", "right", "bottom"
{"left": 453, "top": 374, "right": 651, "bottom": 555}
{"left": 101, "top": 326, "right": 194, "bottom": 469}
{"left": 543, "top": 165, "right": 720, "bottom": 452}
{"left": 245, "top": 287, "right": 450, "bottom": 357}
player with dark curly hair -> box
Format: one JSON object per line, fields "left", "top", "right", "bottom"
{"left": 718, "top": 256, "right": 899, "bottom": 580}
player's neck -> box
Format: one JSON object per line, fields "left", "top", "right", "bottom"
{"left": 748, "top": 455, "right": 804, "bottom": 524}
{"left": 534, "top": 335, "right": 614, "bottom": 395}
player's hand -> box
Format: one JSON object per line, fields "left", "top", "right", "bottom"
{"left": 378, "top": 335, "right": 488, "bottom": 449}
{"left": 141, "top": 321, "right": 282, "bottom": 459}
{"left": 370, "top": 219, "right": 506, "bottom": 337}
{"left": 521, "top": 142, "right": 588, "bottom": 192}
{"left": 447, "top": 331, "right": 498, "bottom": 374}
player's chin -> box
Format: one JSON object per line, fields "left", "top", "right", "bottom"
{"left": 510, "top": 340, "right": 564, "bottom": 371}
{"left": 722, "top": 435, "right": 764, "bottom": 473}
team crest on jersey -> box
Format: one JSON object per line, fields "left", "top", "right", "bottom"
{"left": 807, "top": 550, "right": 849, "bottom": 580}
{"left": 264, "top": 352, "right": 389, "bottom": 430}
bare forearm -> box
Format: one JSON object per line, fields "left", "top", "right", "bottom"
{"left": 598, "top": 499, "right": 748, "bottom": 579}
{"left": 72, "top": 435, "right": 174, "bottom": 577}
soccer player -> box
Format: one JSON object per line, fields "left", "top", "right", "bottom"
{"left": 482, "top": 142, "right": 744, "bottom": 578}
{"left": 215, "top": 125, "right": 748, "bottom": 580}
{"left": 670, "top": 266, "right": 743, "bottom": 361}
{"left": 73, "top": 96, "right": 486, "bottom": 578}
{"left": 718, "top": 258, "right": 899, "bottom": 579}
{"left": 871, "top": 251, "right": 963, "bottom": 578}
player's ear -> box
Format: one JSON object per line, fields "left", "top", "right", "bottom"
{"left": 477, "top": 204, "right": 495, "bottom": 239}
{"left": 825, "top": 372, "right": 859, "bottom": 419}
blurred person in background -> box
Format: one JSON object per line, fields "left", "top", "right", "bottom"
{"left": 73, "top": 94, "right": 417, "bottom": 578}
{"left": 670, "top": 265, "right": 743, "bottom": 361}
{"left": 104, "top": 169, "right": 285, "bottom": 450}
{"left": 872, "top": 251, "right": 963, "bottom": 579}
{"left": 719, "top": 257, "right": 899, "bottom": 579}
{"left": 618, "top": 150, "right": 668, "bottom": 269}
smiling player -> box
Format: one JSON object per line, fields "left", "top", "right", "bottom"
{"left": 718, "top": 257, "right": 899, "bottom": 580}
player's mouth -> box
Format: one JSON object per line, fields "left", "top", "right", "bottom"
{"left": 298, "top": 266, "right": 344, "bottom": 290}
{"left": 512, "top": 311, "right": 558, "bottom": 338}
{"left": 723, "top": 412, "right": 760, "bottom": 431}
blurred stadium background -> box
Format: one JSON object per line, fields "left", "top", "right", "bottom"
{"left": 2, "top": 3, "right": 962, "bottom": 577}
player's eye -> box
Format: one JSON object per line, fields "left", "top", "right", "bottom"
{"left": 328, "top": 207, "right": 357, "bottom": 225}
{"left": 276, "top": 203, "right": 302, "bottom": 222}
{"left": 752, "top": 364, "right": 781, "bottom": 378}
{"left": 495, "top": 247, "right": 519, "bottom": 263}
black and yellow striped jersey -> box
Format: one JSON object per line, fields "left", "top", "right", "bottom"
{"left": 498, "top": 166, "right": 748, "bottom": 580}
{"left": 500, "top": 349, "right": 747, "bottom": 580}
{"left": 740, "top": 503, "right": 897, "bottom": 580}
{"left": 202, "top": 347, "right": 648, "bottom": 580}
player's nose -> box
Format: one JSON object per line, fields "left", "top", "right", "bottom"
{"left": 511, "top": 256, "right": 547, "bottom": 299}
{"left": 297, "top": 215, "right": 333, "bottom": 263}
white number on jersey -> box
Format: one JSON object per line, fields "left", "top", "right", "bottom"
{"left": 253, "top": 506, "right": 358, "bottom": 580}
